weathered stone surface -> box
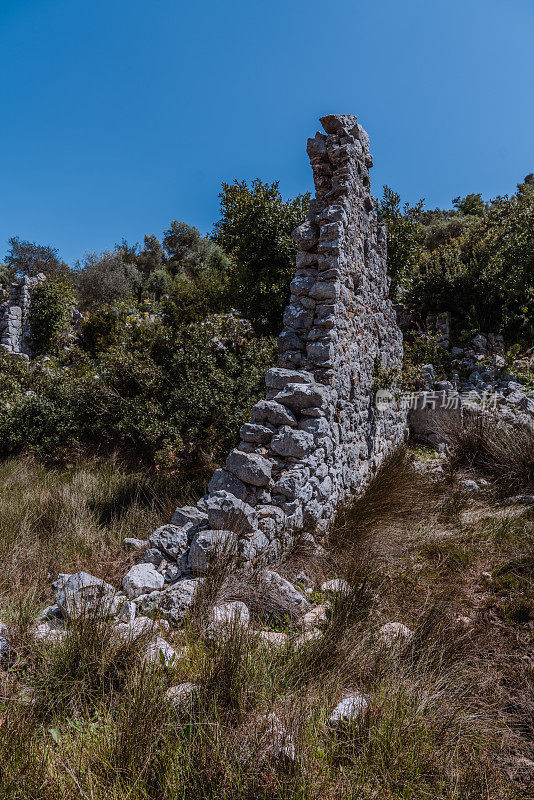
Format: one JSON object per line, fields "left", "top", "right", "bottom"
{"left": 204, "top": 490, "right": 258, "bottom": 534}
{"left": 239, "top": 423, "right": 274, "bottom": 444}
{"left": 166, "top": 682, "right": 198, "bottom": 714}
{"left": 265, "top": 367, "right": 314, "bottom": 390}
{"left": 139, "top": 579, "right": 202, "bottom": 625}
{"left": 208, "top": 468, "right": 249, "bottom": 502}
{"left": 320, "top": 114, "right": 359, "bottom": 136}
{"left": 328, "top": 694, "right": 368, "bottom": 729}
{"left": 122, "top": 563, "right": 164, "bottom": 600}
{"left": 259, "top": 570, "right": 311, "bottom": 619}
{"left": 273, "top": 383, "right": 328, "bottom": 411}
{"left": 117, "top": 600, "right": 136, "bottom": 624}
{"left": 292, "top": 219, "right": 320, "bottom": 251}
{"left": 171, "top": 506, "right": 208, "bottom": 528}
{"left": 56, "top": 572, "right": 117, "bottom": 617}
{"left": 207, "top": 601, "right": 250, "bottom": 639}
{"left": 123, "top": 537, "right": 148, "bottom": 550}
{"left": 144, "top": 637, "right": 179, "bottom": 666}
{"left": 188, "top": 529, "right": 235, "bottom": 573}
{"left": 149, "top": 524, "right": 190, "bottom": 561}
{"left": 251, "top": 400, "right": 298, "bottom": 428}
{"left": 226, "top": 449, "right": 272, "bottom": 487}
{"left": 271, "top": 428, "right": 314, "bottom": 458}
{"left": 378, "top": 622, "right": 413, "bottom": 646}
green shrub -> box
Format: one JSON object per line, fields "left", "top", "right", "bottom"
{"left": 0, "top": 313, "right": 276, "bottom": 471}
{"left": 28, "top": 276, "right": 75, "bottom": 355}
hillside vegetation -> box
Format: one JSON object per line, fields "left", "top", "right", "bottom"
{"left": 0, "top": 172, "right": 533, "bottom": 799}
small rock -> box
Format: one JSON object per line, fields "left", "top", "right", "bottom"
{"left": 257, "top": 630, "right": 287, "bottom": 646}
{"left": 273, "top": 383, "right": 327, "bottom": 411}
{"left": 166, "top": 681, "right": 198, "bottom": 714}
{"left": 303, "top": 605, "right": 328, "bottom": 631}
{"left": 328, "top": 694, "right": 368, "bottom": 729}
{"left": 149, "top": 524, "right": 190, "bottom": 561}
{"left": 116, "top": 600, "right": 136, "bottom": 624}
{"left": 122, "top": 537, "right": 149, "bottom": 550}
{"left": 226, "top": 449, "right": 272, "bottom": 487}
{"left": 378, "top": 622, "right": 413, "bottom": 646}
{"left": 459, "top": 479, "right": 480, "bottom": 493}
{"left": 251, "top": 399, "right": 297, "bottom": 428}
{"left": 0, "top": 622, "right": 10, "bottom": 661}
{"left": 204, "top": 490, "right": 258, "bottom": 535}
{"left": 259, "top": 570, "right": 311, "bottom": 619}
{"left": 33, "top": 623, "right": 66, "bottom": 644}
{"left": 265, "top": 368, "right": 313, "bottom": 390}
{"left": 506, "top": 494, "right": 534, "bottom": 505}
{"left": 122, "top": 563, "right": 164, "bottom": 600}
{"left": 139, "top": 578, "right": 202, "bottom": 626}
{"left": 207, "top": 601, "right": 250, "bottom": 639}
{"left": 56, "top": 571, "right": 118, "bottom": 618}
{"left": 455, "top": 615, "right": 473, "bottom": 631}
{"left": 171, "top": 506, "right": 208, "bottom": 528}
{"left": 321, "top": 578, "right": 351, "bottom": 596}
{"left": 188, "top": 529, "right": 235, "bottom": 573}
{"left": 144, "top": 637, "right": 180, "bottom": 666}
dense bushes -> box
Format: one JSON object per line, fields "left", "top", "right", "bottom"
{"left": 381, "top": 181, "right": 534, "bottom": 345}
{"left": 27, "top": 276, "right": 75, "bottom": 355}
{"left": 0, "top": 313, "right": 276, "bottom": 471}
{"left": 214, "top": 179, "right": 309, "bottom": 334}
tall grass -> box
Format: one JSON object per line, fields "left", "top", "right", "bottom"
{"left": 0, "top": 457, "right": 186, "bottom": 615}
{"left": 446, "top": 412, "right": 534, "bottom": 495}
{"left": 0, "top": 452, "right": 520, "bottom": 799}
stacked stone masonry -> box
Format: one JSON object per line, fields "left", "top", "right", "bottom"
{"left": 130, "top": 114, "right": 408, "bottom": 591}
{"left": 0, "top": 274, "right": 45, "bottom": 357}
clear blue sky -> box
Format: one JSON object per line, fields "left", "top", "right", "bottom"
{"left": 1, "top": 0, "right": 533, "bottom": 265}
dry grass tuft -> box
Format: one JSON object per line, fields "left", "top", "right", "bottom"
{"left": 446, "top": 411, "right": 534, "bottom": 495}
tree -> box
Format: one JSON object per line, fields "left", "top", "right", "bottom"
{"left": 213, "top": 179, "right": 310, "bottom": 334}
{"left": 376, "top": 186, "right": 424, "bottom": 298}
{"left": 28, "top": 276, "right": 75, "bottom": 355}
{"left": 76, "top": 249, "right": 142, "bottom": 308}
{"left": 5, "top": 236, "right": 67, "bottom": 277}
{"left": 162, "top": 221, "right": 230, "bottom": 282}
{"left": 452, "top": 193, "right": 485, "bottom": 217}
{"left": 136, "top": 234, "right": 163, "bottom": 281}
{"left": 0, "top": 262, "right": 14, "bottom": 288}
{"left": 406, "top": 188, "right": 534, "bottom": 342}
{"left": 147, "top": 268, "right": 171, "bottom": 302}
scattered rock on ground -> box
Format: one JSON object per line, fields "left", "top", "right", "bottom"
{"left": 123, "top": 537, "right": 149, "bottom": 550}
{"left": 138, "top": 578, "right": 203, "bottom": 626}
{"left": 321, "top": 578, "right": 351, "bottom": 596}
{"left": 144, "top": 637, "right": 180, "bottom": 666}
{"left": 122, "top": 563, "right": 164, "bottom": 600}
{"left": 303, "top": 605, "right": 328, "bottom": 631}
{"left": 259, "top": 570, "right": 311, "bottom": 619}
{"left": 0, "top": 622, "right": 10, "bottom": 661}
{"left": 328, "top": 693, "right": 369, "bottom": 729}
{"left": 378, "top": 622, "right": 413, "bottom": 646}
{"left": 56, "top": 571, "right": 118, "bottom": 618}
{"left": 166, "top": 681, "right": 198, "bottom": 714}
{"left": 207, "top": 601, "right": 250, "bottom": 640}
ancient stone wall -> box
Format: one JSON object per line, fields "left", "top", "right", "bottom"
{"left": 0, "top": 274, "right": 45, "bottom": 358}
{"left": 132, "top": 114, "right": 407, "bottom": 594}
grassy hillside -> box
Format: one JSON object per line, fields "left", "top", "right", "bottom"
{"left": 0, "top": 444, "right": 533, "bottom": 799}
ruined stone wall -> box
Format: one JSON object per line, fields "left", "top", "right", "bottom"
{"left": 0, "top": 274, "right": 45, "bottom": 358}
{"left": 134, "top": 114, "right": 407, "bottom": 590}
